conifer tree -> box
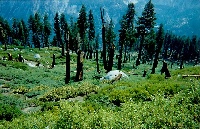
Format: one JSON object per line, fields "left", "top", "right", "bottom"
{"left": 12, "top": 18, "right": 19, "bottom": 42}
{"left": 77, "top": 5, "right": 88, "bottom": 51}
{"left": 60, "top": 13, "right": 69, "bottom": 56}
{"left": 190, "top": 35, "right": 197, "bottom": 61}
{"left": 118, "top": 15, "right": 127, "bottom": 70}
{"left": 2, "top": 19, "right": 12, "bottom": 47}
{"left": 118, "top": 3, "right": 135, "bottom": 69}
{"left": 0, "top": 21, "right": 7, "bottom": 50}
{"left": 136, "top": 0, "right": 156, "bottom": 66}
{"left": 106, "top": 19, "right": 116, "bottom": 72}
{"left": 88, "top": 9, "right": 95, "bottom": 59}
{"left": 18, "top": 20, "right": 25, "bottom": 46}
{"left": 43, "top": 14, "right": 51, "bottom": 48}
{"left": 28, "top": 15, "right": 34, "bottom": 47}
{"left": 54, "top": 12, "right": 62, "bottom": 48}
{"left": 33, "top": 12, "right": 42, "bottom": 49}
{"left": 69, "top": 18, "right": 79, "bottom": 51}
{"left": 21, "top": 20, "right": 29, "bottom": 48}
{"left": 151, "top": 24, "right": 164, "bottom": 74}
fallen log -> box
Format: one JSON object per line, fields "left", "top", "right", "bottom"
{"left": 182, "top": 75, "right": 200, "bottom": 79}
{"left": 111, "top": 73, "right": 122, "bottom": 84}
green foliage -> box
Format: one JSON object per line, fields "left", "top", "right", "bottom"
{"left": 0, "top": 60, "right": 28, "bottom": 70}
{"left": 0, "top": 95, "right": 24, "bottom": 121}
{"left": 0, "top": 104, "right": 22, "bottom": 121}
{"left": 39, "top": 83, "right": 99, "bottom": 102}
{"left": 0, "top": 46, "right": 199, "bottom": 128}
{"left": 0, "top": 95, "right": 26, "bottom": 108}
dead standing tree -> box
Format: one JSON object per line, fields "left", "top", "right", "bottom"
{"left": 95, "top": 35, "right": 100, "bottom": 74}
{"left": 65, "top": 31, "right": 70, "bottom": 84}
{"left": 76, "top": 50, "right": 84, "bottom": 81}
{"left": 52, "top": 54, "right": 56, "bottom": 68}
{"left": 101, "top": 7, "right": 108, "bottom": 71}
{"left": 107, "top": 44, "right": 115, "bottom": 72}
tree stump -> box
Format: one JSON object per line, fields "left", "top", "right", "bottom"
{"left": 143, "top": 70, "right": 147, "bottom": 77}
{"left": 18, "top": 54, "right": 24, "bottom": 62}
{"left": 161, "top": 61, "right": 171, "bottom": 78}
{"left": 7, "top": 53, "right": 13, "bottom": 61}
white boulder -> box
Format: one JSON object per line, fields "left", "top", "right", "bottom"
{"left": 100, "top": 70, "right": 129, "bottom": 81}
{"left": 34, "top": 54, "right": 41, "bottom": 60}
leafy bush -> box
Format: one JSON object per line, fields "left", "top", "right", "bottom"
{"left": 0, "top": 95, "right": 26, "bottom": 108}
{"left": 0, "top": 104, "right": 22, "bottom": 121}
{"left": 41, "top": 102, "right": 60, "bottom": 111}
{"left": 39, "top": 83, "right": 99, "bottom": 102}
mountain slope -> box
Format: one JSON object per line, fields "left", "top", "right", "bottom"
{"left": 0, "top": 0, "right": 199, "bottom": 36}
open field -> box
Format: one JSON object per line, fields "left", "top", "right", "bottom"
{"left": 0, "top": 46, "right": 200, "bottom": 128}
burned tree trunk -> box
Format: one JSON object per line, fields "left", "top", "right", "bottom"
{"left": 95, "top": 35, "right": 100, "bottom": 74}
{"left": 96, "top": 50, "right": 100, "bottom": 74}
{"left": 76, "top": 50, "right": 84, "bottom": 81}
{"left": 101, "top": 8, "right": 107, "bottom": 71}
{"left": 52, "top": 54, "right": 56, "bottom": 68}
{"left": 65, "top": 51, "right": 70, "bottom": 84}
{"left": 161, "top": 61, "right": 171, "bottom": 78}
{"left": 8, "top": 53, "right": 13, "bottom": 61}
{"left": 107, "top": 44, "right": 115, "bottom": 72}
{"left": 136, "top": 35, "right": 144, "bottom": 66}
{"left": 65, "top": 32, "right": 70, "bottom": 84}
{"left": 61, "top": 42, "right": 65, "bottom": 57}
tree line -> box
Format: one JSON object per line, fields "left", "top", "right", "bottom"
{"left": 0, "top": 0, "right": 199, "bottom": 81}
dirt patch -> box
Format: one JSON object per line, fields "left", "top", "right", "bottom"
{"left": 67, "top": 96, "right": 84, "bottom": 102}
{"left": 22, "top": 106, "right": 41, "bottom": 114}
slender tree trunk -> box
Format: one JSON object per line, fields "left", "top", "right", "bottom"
{"left": 76, "top": 50, "right": 84, "bottom": 81}
{"left": 52, "top": 54, "right": 56, "bottom": 68}
{"left": 102, "top": 24, "right": 107, "bottom": 71}
{"left": 136, "top": 35, "right": 144, "bottom": 66}
{"left": 65, "top": 32, "right": 70, "bottom": 84}
{"left": 4, "top": 40, "right": 7, "bottom": 51}
{"left": 96, "top": 50, "right": 100, "bottom": 74}
{"left": 123, "top": 45, "right": 127, "bottom": 63}
{"left": 118, "top": 44, "right": 123, "bottom": 70}
{"left": 107, "top": 44, "right": 115, "bottom": 72}
{"left": 65, "top": 51, "right": 70, "bottom": 84}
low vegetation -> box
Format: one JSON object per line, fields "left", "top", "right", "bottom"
{"left": 0, "top": 46, "right": 199, "bottom": 128}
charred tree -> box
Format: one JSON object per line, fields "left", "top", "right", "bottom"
{"left": 107, "top": 44, "right": 115, "bottom": 72}
{"left": 65, "top": 31, "right": 70, "bottom": 84}
{"left": 101, "top": 8, "right": 107, "bottom": 71}
{"left": 95, "top": 35, "right": 100, "bottom": 74}
{"left": 52, "top": 54, "right": 56, "bottom": 68}
{"left": 75, "top": 50, "right": 84, "bottom": 81}
{"left": 151, "top": 24, "right": 164, "bottom": 74}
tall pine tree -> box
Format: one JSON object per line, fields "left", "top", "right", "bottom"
{"left": 77, "top": 5, "right": 88, "bottom": 51}
{"left": 106, "top": 19, "right": 116, "bottom": 72}
{"left": 151, "top": 24, "right": 164, "bottom": 74}
{"left": 88, "top": 9, "right": 95, "bottom": 59}
{"left": 43, "top": 13, "right": 51, "bottom": 48}
{"left": 136, "top": 0, "right": 156, "bottom": 66}
{"left": 54, "top": 12, "right": 62, "bottom": 48}
{"left": 118, "top": 3, "right": 136, "bottom": 69}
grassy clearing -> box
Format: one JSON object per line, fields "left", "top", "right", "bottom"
{"left": 0, "top": 46, "right": 199, "bottom": 128}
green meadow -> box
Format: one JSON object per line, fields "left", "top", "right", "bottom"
{"left": 0, "top": 46, "right": 199, "bottom": 129}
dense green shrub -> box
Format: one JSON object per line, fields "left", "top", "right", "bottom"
{"left": 0, "top": 104, "right": 22, "bottom": 121}
{"left": 0, "top": 95, "right": 26, "bottom": 108}
{"left": 39, "top": 84, "right": 99, "bottom": 102}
